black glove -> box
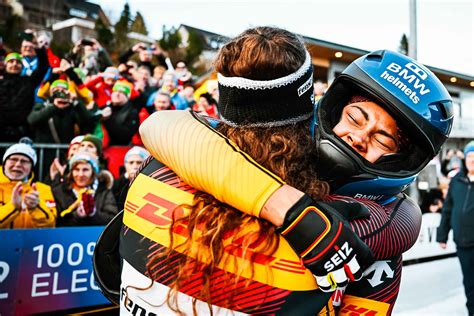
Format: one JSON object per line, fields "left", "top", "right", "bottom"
{"left": 277, "top": 195, "right": 374, "bottom": 292}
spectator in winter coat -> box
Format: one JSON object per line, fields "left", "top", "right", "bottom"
{"left": 54, "top": 153, "right": 117, "bottom": 226}
{"left": 102, "top": 80, "right": 139, "bottom": 146}
{"left": 27, "top": 79, "right": 97, "bottom": 144}
{"left": 0, "top": 49, "right": 48, "bottom": 142}
{"left": 112, "top": 146, "right": 149, "bottom": 211}
{"left": 0, "top": 139, "right": 56, "bottom": 229}
{"left": 85, "top": 66, "right": 120, "bottom": 108}
{"left": 438, "top": 141, "right": 474, "bottom": 315}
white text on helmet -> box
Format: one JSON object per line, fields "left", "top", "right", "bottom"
{"left": 380, "top": 62, "right": 431, "bottom": 105}
{"left": 354, "top": 193, "right": 384, "bottom": 201}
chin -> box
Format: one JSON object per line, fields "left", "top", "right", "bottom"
{"left": 6, "top": 172, "right": 26, "bottom": 181}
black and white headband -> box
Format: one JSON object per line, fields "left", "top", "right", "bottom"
{"left": 217, "top": 50, "right": 315, "bottom": 127}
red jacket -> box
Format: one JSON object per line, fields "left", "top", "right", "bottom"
{"left": 85, "top": 76, "right": 114, "bottom": 108}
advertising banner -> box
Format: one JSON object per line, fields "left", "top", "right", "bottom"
{"left": 0, "top": 227, "right": 109, "bottom": 315}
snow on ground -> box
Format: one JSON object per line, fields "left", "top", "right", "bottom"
{"left": 393, "top": 257, "right": 467, "bottom": 316}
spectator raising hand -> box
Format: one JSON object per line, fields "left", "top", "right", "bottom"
{"left": 50, "top": 157, "right": 67, "bottom": 181}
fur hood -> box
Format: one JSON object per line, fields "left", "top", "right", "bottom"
{"left": 97, "top": 170, "right": 114, "bottom": 190}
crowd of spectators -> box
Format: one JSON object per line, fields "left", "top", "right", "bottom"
{"left": 0, "top": 29, "right": 222, "bottom": 229}
{"left": 1, "top": 29, "right": 461, "bottom": 231}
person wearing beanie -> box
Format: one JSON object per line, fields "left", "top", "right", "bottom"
{"left": 85, "top": 66, "right": 120, "bottom": 108}
{"left": 112, "top": 146, "right": 149, "bottom": 210}
{"left": 101, "top": 80, "right": 139, "bottom": 146}
{"left": 79, "top": 134, "right": 103, "bottom": 158}
{"left": 54, "top": 152, "right": 117, "bottom": 227}
{"left": 0, "top": 139, "right": 56, "bottom": 229}
{"left": 0, "top": 46, "right": 49, "bottom": 142}
{"left": 27, "top": 77, "right": 96, "bottom": 145}
{"left": 438, "top": 141, "right": 474, "bottom": 314}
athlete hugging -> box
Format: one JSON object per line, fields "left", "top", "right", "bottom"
{"left": 94, "top": 26, "right": 453, "bottom": 316}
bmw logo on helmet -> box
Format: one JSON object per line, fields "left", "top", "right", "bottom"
{"left": 313, "top": 50, "right": 453, "bottom": 203}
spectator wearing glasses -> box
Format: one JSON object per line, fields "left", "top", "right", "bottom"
{"left": 0, "top": 138, "right": 56, "bottom": 229}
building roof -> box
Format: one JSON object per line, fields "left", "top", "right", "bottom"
{"left": 18, "top": 0, "right": 109, "bottom": 25}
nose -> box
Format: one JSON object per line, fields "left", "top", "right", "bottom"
{"left": 13, "top": 160, "right": 24, "bottom": 167}
{"left": 346, "top": 131, "right": 367, "bottom": 153}
{"left": 77, "top": 170, "right": 87, "bottom": 177}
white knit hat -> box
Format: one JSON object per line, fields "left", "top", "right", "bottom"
{"left": 3, "top": 140, "right": 37, "bottom": 166}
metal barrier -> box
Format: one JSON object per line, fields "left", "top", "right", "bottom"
{"left": 0, "top": 143, "right": 69, "bottom": 181}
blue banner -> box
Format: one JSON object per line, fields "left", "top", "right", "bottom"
{"left": 0, "top": 227, "right": 110, "bottom": 315}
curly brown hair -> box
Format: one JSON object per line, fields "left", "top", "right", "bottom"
{"left": 146, "top": 27, "right": 329, "bottom": 315}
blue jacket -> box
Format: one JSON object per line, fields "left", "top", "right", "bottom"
{"left": 437, "top": 171, "right": 474, "bottom": 248}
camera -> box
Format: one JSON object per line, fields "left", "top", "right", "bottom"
{"left": 81, "top": 39, "right": 94, "bottom": 46}
{"left": 52, "top": 90, "right": 70, "bottom": 100}
{"left": 18, "top": 32, "right": 34, "bottom": 42}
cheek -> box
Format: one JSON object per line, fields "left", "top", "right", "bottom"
{"left": 364, "top": 149, "right": 383, "bottom": 164}
{"left": 332, "top": 121, "right": 348, "bottom": 137}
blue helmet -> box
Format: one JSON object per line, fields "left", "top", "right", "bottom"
{"left": 314, "top": 50, "right": 453, "bottom": 203}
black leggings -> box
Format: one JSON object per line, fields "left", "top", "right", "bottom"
{"left": 457, "top": 246, "right": 474, "bottom": 315}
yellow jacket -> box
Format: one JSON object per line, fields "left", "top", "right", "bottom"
{"left": 0, "top": 167, "right": 57, "bottom": 229}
